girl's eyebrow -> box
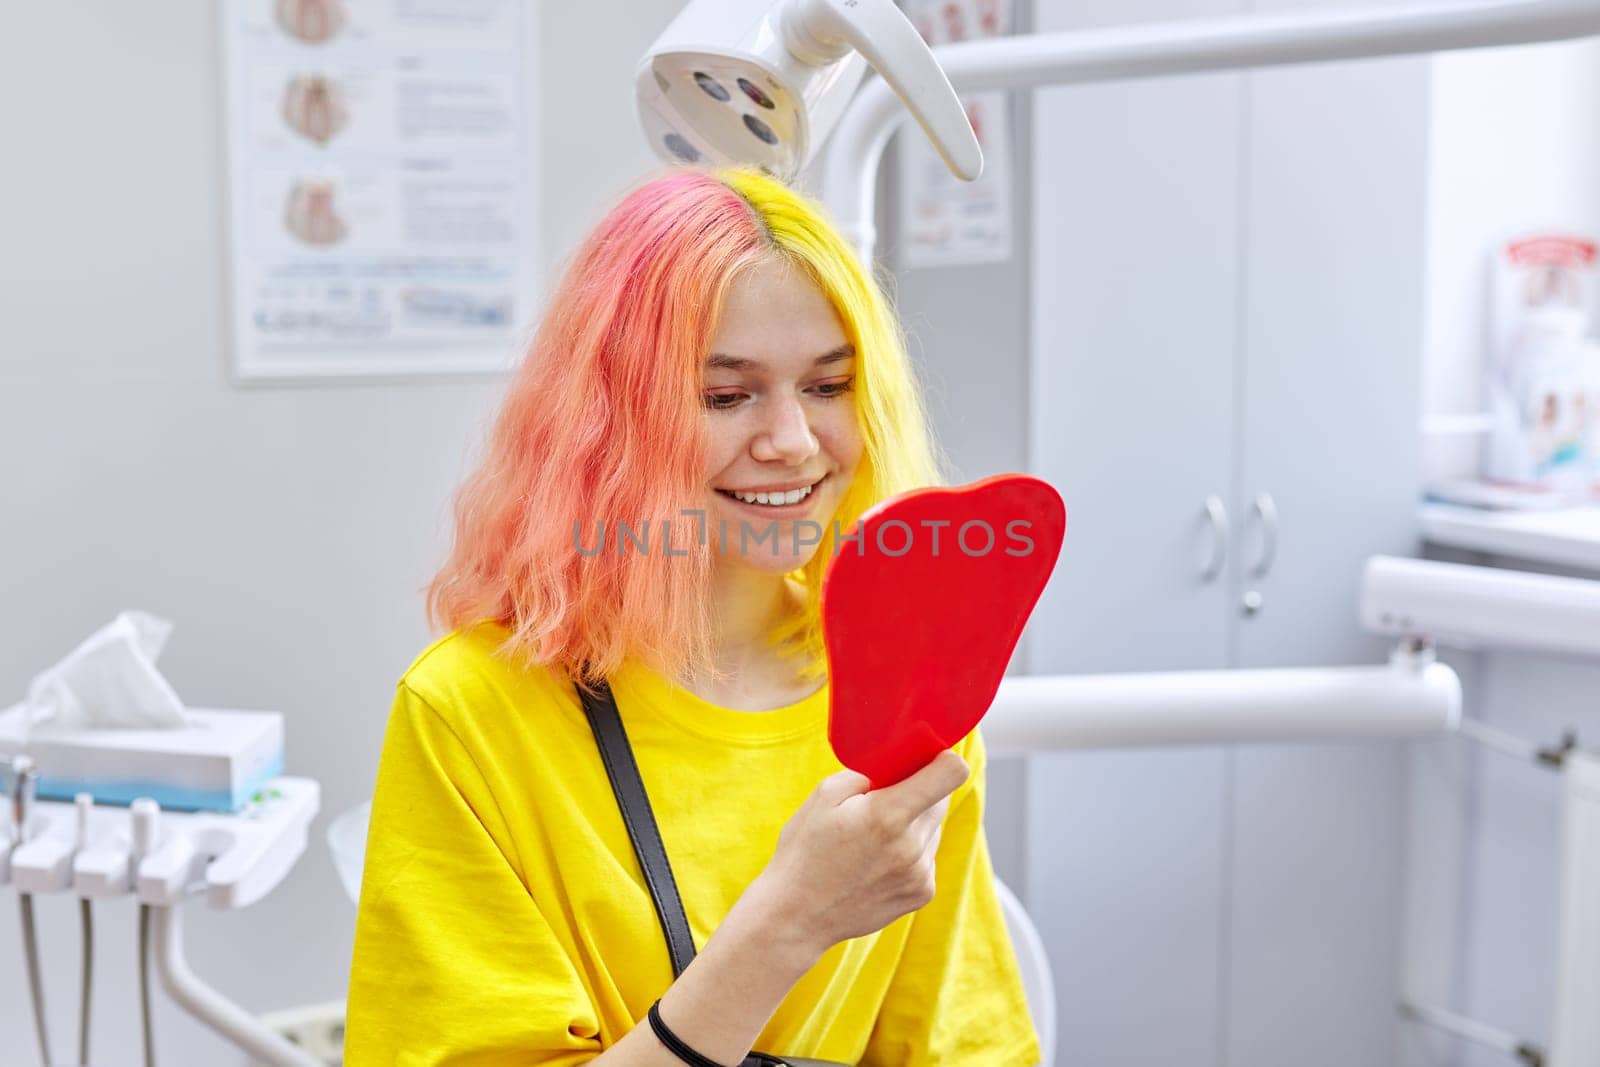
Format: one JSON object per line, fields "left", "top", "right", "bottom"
{"left": 704, "top": 343, "right": 855, "bottom": 371}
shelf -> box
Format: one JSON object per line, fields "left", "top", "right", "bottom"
{"left": 1419, "top": 502, "right": 1600, "bottom": 574}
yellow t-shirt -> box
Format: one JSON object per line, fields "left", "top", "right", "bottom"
{"left": 345, "top": 623, "right": 1041, "bottom": 1066}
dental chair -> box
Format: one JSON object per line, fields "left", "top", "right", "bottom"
{"left": 328, "top": 802, "right": 1057, "bottom": 1067}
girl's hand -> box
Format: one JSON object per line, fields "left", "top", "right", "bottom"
{"left": 746, "top": 749, "right": 971, "bottom": 963}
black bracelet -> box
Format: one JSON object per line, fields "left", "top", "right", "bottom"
{"left": 647, "top": 999, "right": 737, "bottom": 1067}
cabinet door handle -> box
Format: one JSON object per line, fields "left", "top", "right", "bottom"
{"left": 1250, "top": 491, "right": 1279, "bottom": 578}
{"left": 1200, "top": 494, "right": 1228, "bottom": 583}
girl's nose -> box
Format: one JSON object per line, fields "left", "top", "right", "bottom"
{"left": 752, "top": 393, "right": 820, "bottom": 465}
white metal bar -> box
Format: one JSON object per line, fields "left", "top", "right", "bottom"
{"left": 1362, "top": 555, "right": 1600, "bottom": 660}
{"left": 819, "top": 0, "right": 1600, "bottom": 258}
{"left": 1457, "top": 716, "right": 1547, "bottom": 763}
{"left": 1399, "top": 999, "right": 1544, "bottom": 1064}
{"left": 150, "top": 904, "right": 323, "bottom": 1067}
{"left": 981, "top": 655, "right": 1460, "bottom": 757}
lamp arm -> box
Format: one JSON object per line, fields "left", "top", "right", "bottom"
{"left": 782, "top": 0, "right": 982, "bottom": 179}
{"left": 820, "top": 0, "right": 1600, "bottom": 261}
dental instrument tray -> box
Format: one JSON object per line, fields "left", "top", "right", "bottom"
{"left": 0, "top": 704, "right": 284, "bottom": 813}
{"left": 2, "top": 774, "right": 324, "bottom": 1066}
{"left": 2, "top": 776, "right": 318, "bottom": 909}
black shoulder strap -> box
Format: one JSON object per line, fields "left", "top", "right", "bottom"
{"left": 576, "top": 680, "right": 844, "bottom": 1067}
{"left": 575, "top": 679, "right": 699, "bottom": 978}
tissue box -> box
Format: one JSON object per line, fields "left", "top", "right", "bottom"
{"left": 0, "top": 705, "right": 284, "bottom": 813}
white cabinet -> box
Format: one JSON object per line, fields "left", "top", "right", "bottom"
{"left": 1025, "top": 1, "right": 1428, "bottom": 1063}
{"left": 1026, "top": 60, "right": 1243, "bottom": 1067}
{"left": 1223, "top": 53, "right": 1429, "bottom": 1066}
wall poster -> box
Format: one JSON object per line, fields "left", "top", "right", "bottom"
{"left": 896, "top": 0, "right": 1015, "bottom": 269}
{"left": 222, "top": 0, "right": 540, "bottom": 382}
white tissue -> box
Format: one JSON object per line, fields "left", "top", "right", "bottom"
{"left": 25, "top": 611, "right": 188, "bottom": 734}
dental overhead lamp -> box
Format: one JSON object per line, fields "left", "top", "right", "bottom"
{"left": 640, "top": 0, "right": 1600, "bottom": 258}
{"left": 636, "top": 0, "right": 983, "bottom": 182}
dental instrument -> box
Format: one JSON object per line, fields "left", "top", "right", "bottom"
{"left": 132, "top": 798, "right": 160, "bottom": 1067}
{"left": 1, "top": 776, "right": 323, "bottom": 1067}
{"left": 76, "top": 793, "right": 93, "bottom": 1067}
{"left": 12, "top": 754, "right": 54, "bottom": 1067}
{"left": 10, "top": 784, "right": 101, "bottom": 1066}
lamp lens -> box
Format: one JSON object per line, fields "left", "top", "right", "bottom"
{"left": 737, "top": 78, "right": 775, "bottom": 110}
{"left": 693, "top": 71, "right": 730, "bottom": 102}
{"left": 663, "top": 133, "right": 700, "bottom": 162}
{"left": 742, "top": 113, "right": 778, "bottom": 146}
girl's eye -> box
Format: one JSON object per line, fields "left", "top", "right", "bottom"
{"left": 703, "top": 377, "right": 853, "bottom": 409}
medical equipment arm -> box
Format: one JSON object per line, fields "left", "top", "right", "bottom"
{"left": 821, "top": 0, "right": 1600, "bottom": 257}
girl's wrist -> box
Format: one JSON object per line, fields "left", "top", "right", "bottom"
{"left": 734, "top": 872, "right": 827, "bottom": 977}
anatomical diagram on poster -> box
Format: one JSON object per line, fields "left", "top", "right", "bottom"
{"left": 896, "top": 0, "right": 1014, "bottom": 269}
{"left": 223, "top": 0, "right": 539, "bottom": 380}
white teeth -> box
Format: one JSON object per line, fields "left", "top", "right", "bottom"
{"left": 731, "top": 483, "right": 814, "bottom": 506}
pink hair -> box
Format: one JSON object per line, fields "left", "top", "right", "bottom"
{"left": 427, "top": 168, "right": 940, "bottom": 685}
{"left": 428, "top": 171, "right": 764, "bottom": 683}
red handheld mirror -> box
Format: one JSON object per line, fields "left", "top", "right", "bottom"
{"left": 821, "top": 474, "right": 1066, "bottom": 788}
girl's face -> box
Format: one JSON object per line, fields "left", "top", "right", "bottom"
{"left": 701, "top": 256, "right": 863, "bottom": 575}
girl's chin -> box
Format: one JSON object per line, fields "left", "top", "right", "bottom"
{"left": 714, "top": 545, "right": 824, "bottom": 575}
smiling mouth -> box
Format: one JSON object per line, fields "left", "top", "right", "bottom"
{"left": 715, "top": 476, "right": 825, "bottom": 508}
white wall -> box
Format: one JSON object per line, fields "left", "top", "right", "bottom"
{"left": 0, "top": 3, "right": 683, "bottom": 1061}
{"left": 1420, "top": 37, "right": 1600, "bottom": 482}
